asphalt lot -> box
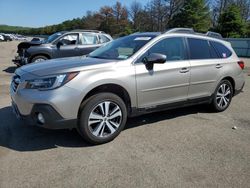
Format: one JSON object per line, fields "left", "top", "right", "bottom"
{"left": 0, "top": 41, "right": 250, "bottom": 188}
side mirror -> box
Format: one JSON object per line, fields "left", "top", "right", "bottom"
{"left": 142, "top": 53, "right": 167, "bottom": 70}
{"left": 56, "top": 41, "right": 63, "bottom": 48}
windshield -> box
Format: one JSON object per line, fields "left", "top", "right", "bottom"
{"left": 89, "top": 35, "right": 155, "bottom": 60}
{"left": 43, "top": 32, "right": 63, "bottom": 43}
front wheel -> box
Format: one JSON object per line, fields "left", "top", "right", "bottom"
{"left": 210, "top": 80, "right": 233, "bottom": 112}
{"left": 31, "top": 55, "right": 48, "bottom": 63}
{"left": 77, "top": 93, "right": 127, "bottom": 144}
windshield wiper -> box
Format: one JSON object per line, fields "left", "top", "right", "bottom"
{"left": 89, "top": 56, "right": 110, "bottom": 59}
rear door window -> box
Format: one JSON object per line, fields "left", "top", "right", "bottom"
{"left": 210, "top": 41, "right": 232, "bottom": 58}
{"left": 81, "top": 33, "right": 98, "bottom": 45}
{"left": 188, "top": 38, "right": 211, "bottom": 59}
{"left": 209, "top": 42, "right": 220, "bottom": 58}
{"left": 99, "top": 35, "right": 111, "bottom": 43}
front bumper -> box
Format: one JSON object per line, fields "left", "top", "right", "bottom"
{"left": 10, "top": 76, "right": 83, "bottom": 129}
{"left": 12, "top": 56, "right": 28, "bottom": 66}
{"left": 12, "top": 102, "right": 77, "bottom": 129}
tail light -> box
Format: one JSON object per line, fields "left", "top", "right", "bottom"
{"left": 237, "top": 60, "right": 245, "bottom": 70}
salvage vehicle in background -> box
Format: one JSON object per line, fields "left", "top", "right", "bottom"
{"left": 12, "top": 31, "right": 66, "bottom": 66}
{"left": 12, "top": 30, "right": 112, "bottom": 66}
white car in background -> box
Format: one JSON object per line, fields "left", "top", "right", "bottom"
{"left": 0, "top": 34, "right": 4, "bottom": 41}
{"left": 17, "top": 35, "right": 28, "bottom": 41}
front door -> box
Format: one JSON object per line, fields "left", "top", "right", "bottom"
{"left": 135, "top": 37, "right": 191, "bottom": 108}
{"left": 53, "top": 33, "right": 80, "bottom": 58}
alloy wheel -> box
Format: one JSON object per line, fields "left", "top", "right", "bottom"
{"left": 88, "top": 101, "right": 122, "bottom": 138}
{"left": 34, "top": 58, "right": 45, "bottom": 63}
{"left": 216, "top": 83, "right": 231, "bottom": 109}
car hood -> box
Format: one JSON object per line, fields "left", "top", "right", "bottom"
{"left": 16, "top": 56, "right": 116, "bottom": 77}
{"left": 17, "top": 40, "right": 42, "bottom": 51}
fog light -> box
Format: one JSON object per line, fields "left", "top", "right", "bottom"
{"left": 37, "top": 113, "right": 45, "bottom": 124}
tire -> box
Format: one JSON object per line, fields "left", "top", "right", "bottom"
{"left": 210, "top": 80, "right": 233, "bottom": 112}
{"left": 31, "top": 55, "right": 48, "bottom": 63}
{"left": 77, "top": 93, "right": 127, "bottom": 144}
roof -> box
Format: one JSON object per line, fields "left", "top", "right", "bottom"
{"left": 130, "top": 32, "right": 162, "bottom": 37}
{"left": 131, "top": 28, "right": 224, "bottom": 41}
{"left": 165, "top": 28, "right": 223, "bottom": 40}
{"left": 70, "top": 29, "right": 105, "bottom": 34}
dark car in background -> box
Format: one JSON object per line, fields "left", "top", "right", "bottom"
{"left": 13, "top": 30, "right": 112, "bottom": 66}
{"left": 0, "top": 33, "right": 13, "bottom": 41}
{"left": 12, "top": 31, "right": 66, "bottom": 66}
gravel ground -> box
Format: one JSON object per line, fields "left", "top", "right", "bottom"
{"left": 0, "top": 41, "right": 250, "bottom": 188}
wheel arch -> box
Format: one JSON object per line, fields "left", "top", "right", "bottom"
{"left": 29, "top": 53, "right": 51, "bottom": 63}
{"left": 78, "top": 83, "right": 133, "bottom": 118}
{"left": 221, "top": 76, "right": 235, "bottom": 94}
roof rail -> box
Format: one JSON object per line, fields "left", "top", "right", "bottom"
{"left": 165, "top": 28, "right": 195, "bottom": 34}
{"left": 164, "top": 28, "right": 224, "bottom": 40}
{"left": 71, "top": 29, "right": 105, "bottom": 34}
{"left": 205, "top": 31, "right": 223, "bottom": 39}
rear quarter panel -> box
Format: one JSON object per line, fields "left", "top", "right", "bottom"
{"left": 214, "top": 55, "right": 245, "bottom": 92}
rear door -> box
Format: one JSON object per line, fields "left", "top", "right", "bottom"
{"left": 187, "top": 38, "right": 224, "bottom": 99}
{"left": 135, "top": 37, "right": 191, "bottom": 108}
{"left": 77, "top": 33, "right": 102, "bottom": 55}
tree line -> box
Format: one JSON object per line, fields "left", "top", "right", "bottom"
{"left": 3, "top": 0, "right": 250, "bottom": 38}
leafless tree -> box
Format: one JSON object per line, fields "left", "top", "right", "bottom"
{"left": 129, "top": 1, "right": 143, "bottom": 29}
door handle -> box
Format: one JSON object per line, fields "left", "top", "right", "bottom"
{"left": 215, "top": 64, "right": 223, "bottom": 69}
{"left": 179, "top": 68, "right": 189, "bottom": 73}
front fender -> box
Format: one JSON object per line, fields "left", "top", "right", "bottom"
{"left": 66, "top": 63, "right": 137, "bottom": 110}
{"left": 27, "top": 46, "right": 52, "bottom": 61}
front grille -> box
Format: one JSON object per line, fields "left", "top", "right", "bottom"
{"left": 12, "top": 74, "right": 21, "bottom": 92}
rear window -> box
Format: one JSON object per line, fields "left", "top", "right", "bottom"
{"left": 210, "top": 41, "right": 232, "bottom": 58}
{"left": 188, "top": 38, "right": 211, "bottom": 59}
{"left": 99, "top": 35, "right": 110, "bottom": 43}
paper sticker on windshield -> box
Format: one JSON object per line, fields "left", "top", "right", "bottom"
{"left": 134, "top": 37, "right": 151, "bottom": 41}
{"left": 118, "top": 55, "right": 129, "bottom": 59}
{"left": 222, "top": 53, "right": 227, "bottom": 58}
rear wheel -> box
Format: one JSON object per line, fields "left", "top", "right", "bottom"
{"left": 31, "top": 55, "right": 48, "bottom": 63}
{"left": 211, "top": 80, "right": 233, "bottom": 112}
{"left": 77, "top": 93, "right": 127, "bottom": 144}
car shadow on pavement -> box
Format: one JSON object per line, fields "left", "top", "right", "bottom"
{"left": 0, "top": 106, "right": 90, "bottom": 152}
{"left": 3, "top": 66, "right": 17, "bottom": 74}
{"left": 125, "top": 105, "right": 209, "bottom": 130}
{"left": 0, "top": 105, "right": 209, "bottom": 152}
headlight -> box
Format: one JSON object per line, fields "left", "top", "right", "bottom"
{"left": 26, "top": 72, "right": 79, "bottom": 90}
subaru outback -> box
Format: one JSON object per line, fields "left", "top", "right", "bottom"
{"left": 10, "top": 28, "right": 245, "bottom": 144}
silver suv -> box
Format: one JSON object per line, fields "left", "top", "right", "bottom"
{"left": 11, "top": 28, "right": 245, "bottom": 144}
